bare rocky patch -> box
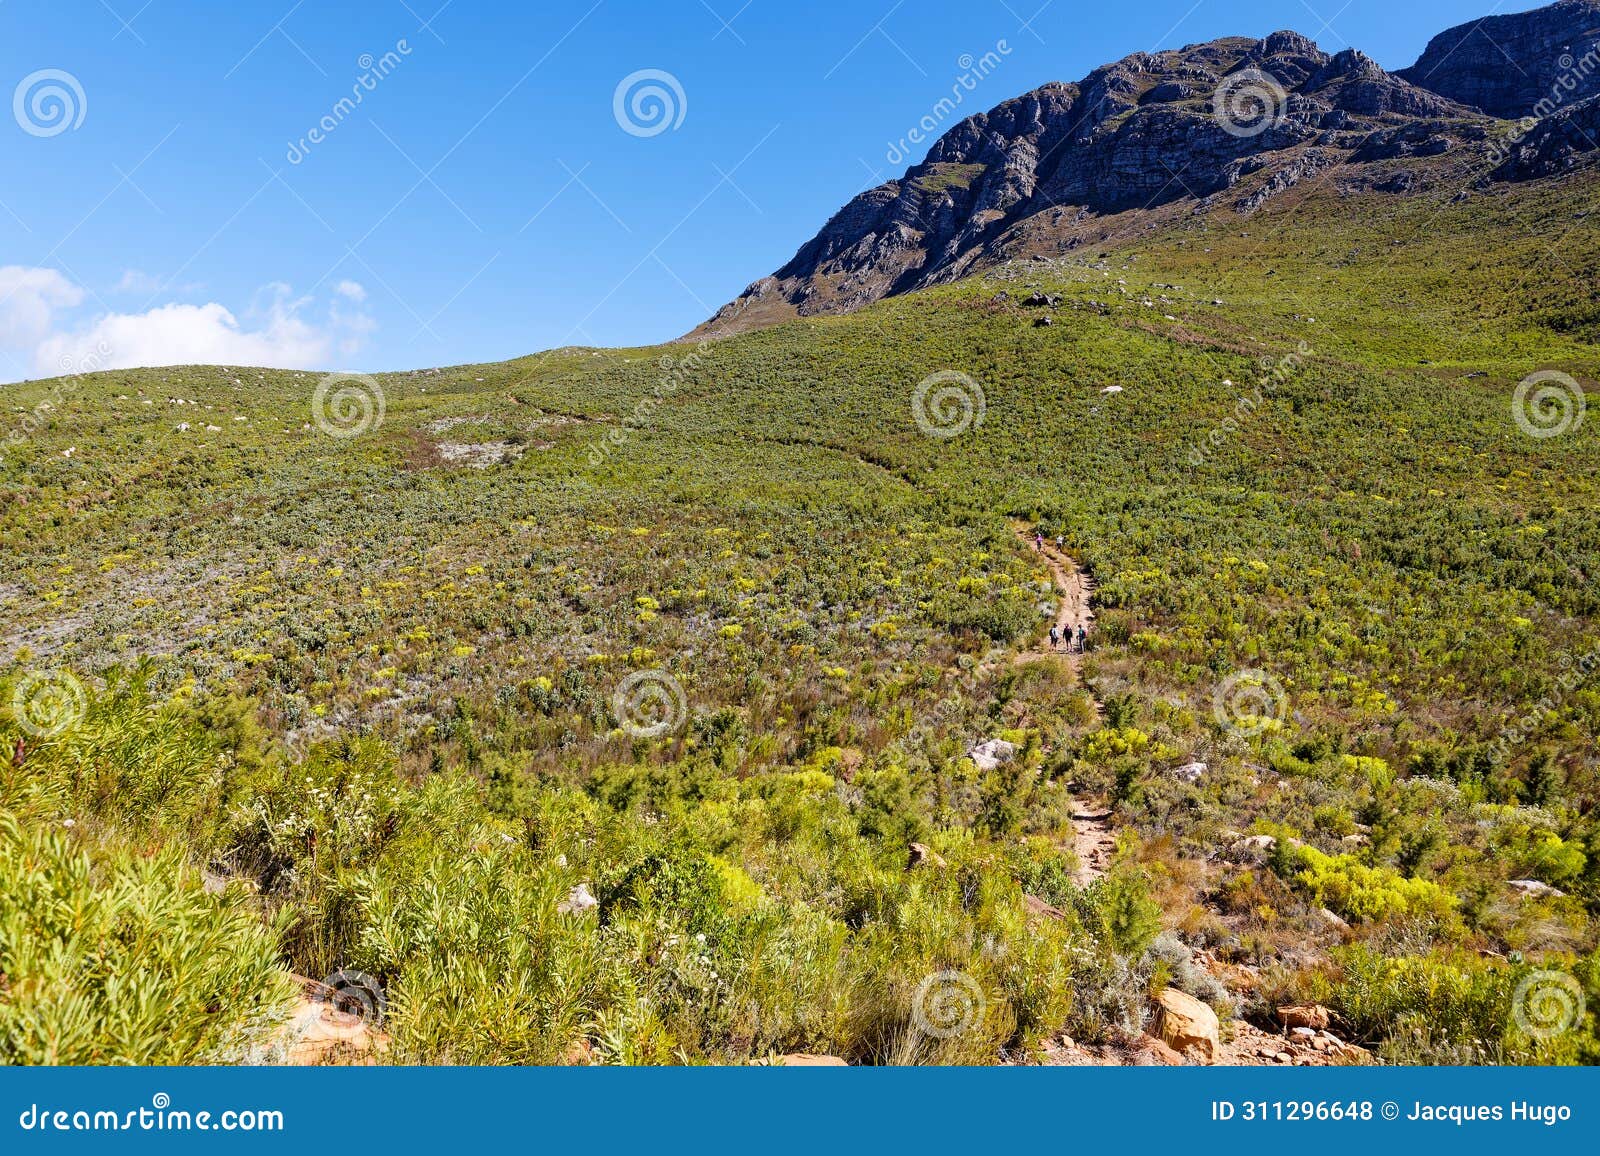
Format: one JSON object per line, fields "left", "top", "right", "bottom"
{"left": 434, "top": 440, "right": 524, "bottom": 467}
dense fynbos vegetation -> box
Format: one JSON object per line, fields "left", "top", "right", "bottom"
{"left": 3, "top": 172, "right": 1599, "bottom": 1064}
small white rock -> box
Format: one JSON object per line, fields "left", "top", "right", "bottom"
{"left": 967, "top": 738, "right": 1017, "bottom": 772}
{"left": 558, "top": 883, "right": 599, "bottom": 914}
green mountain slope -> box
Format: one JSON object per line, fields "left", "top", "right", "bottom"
{"left": 3, "top": 158, "right": 1599, "bottom": 1065}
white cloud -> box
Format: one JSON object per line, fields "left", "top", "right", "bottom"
{"left": 335, "top": 279, "right": 368, "bottom": 303}
{"left": 0, "top": 266, "right": 84, "bottom": 348}
{"left": 0, "top": 268, "right": 375, "bottom": 381}
{"left": 38, "top": 302, "right": 326, "bottom": 375}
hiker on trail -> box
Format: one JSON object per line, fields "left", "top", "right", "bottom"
{"left": 1049, "top": 625, "right": 1059, "bottom": 649}
{"left": 1077, "top": 624, "right": 1088, "bottom": 652}
{"left": 1035, "top": 531, "right": 1043, "bottom": 551}
{"left": 1055, "top": 534, "right": 1064, "bottom": 551}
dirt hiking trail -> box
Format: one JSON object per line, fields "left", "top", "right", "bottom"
{"left": 1011, "top": 525, "right": 1114, "bottom": 885}
{"left": 1012, "top": 528, "right": 1097, "bottom": 677}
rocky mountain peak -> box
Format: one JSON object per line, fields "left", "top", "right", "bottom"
{"left": 696, "top": 2, "right": 1600, "bottom": 337}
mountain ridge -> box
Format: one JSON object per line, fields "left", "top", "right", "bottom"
{"left": 694, "top": 0, "right": 1600, "bottom": 338}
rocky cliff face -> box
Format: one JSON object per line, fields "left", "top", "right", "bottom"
{"left": 697, "top": 2, "right": 1600, "bottom": 336}
{"left": 1492, "top": 91, "right": 1600, "bottom": 178}
{"left": 1397, "top": 0, "right": 1600, "bottom": 119}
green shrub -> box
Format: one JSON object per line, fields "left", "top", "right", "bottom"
{"left": 1280, "top": 843, "right": 1457, "bottom": 924}
{"left": 1307, "top": 945, "right": 1600, "bottom": 1065}
{"left": 0, "top": 811, "right": 295, "bottom": 1064}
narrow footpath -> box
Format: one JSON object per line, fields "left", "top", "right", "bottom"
{"left": 1012, "top": 525, "right": 1113, "bottom": 885}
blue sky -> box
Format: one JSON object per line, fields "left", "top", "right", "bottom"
{"left": 0, "top": 0, "right": 1509, "bottom": 381}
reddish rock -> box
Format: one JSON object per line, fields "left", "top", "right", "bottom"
{"left": 1277, "top": 1004, "right": 1332, "bottom": 1031}
{"left": 1153, "top": 988, "right": 1219, "bottom": 1064}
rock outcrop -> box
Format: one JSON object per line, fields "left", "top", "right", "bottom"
{"left": 1277, "top": 1003, "right": 1333, "bottom": 1031}
{"left": 1397, "top": 0, "right": 1600, "bottom": 119}
{"left": 696, "top": 3, "right": 1600, "bottom": 336}
{"left": 967, "top": 738, "right": 1016, "bottom": 771}
{"left": 1153, "top": 988, "right": 1220, "bottom": 1063}
{"left": 1491, "top": 91, "right": 1600, "bottom": 178}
